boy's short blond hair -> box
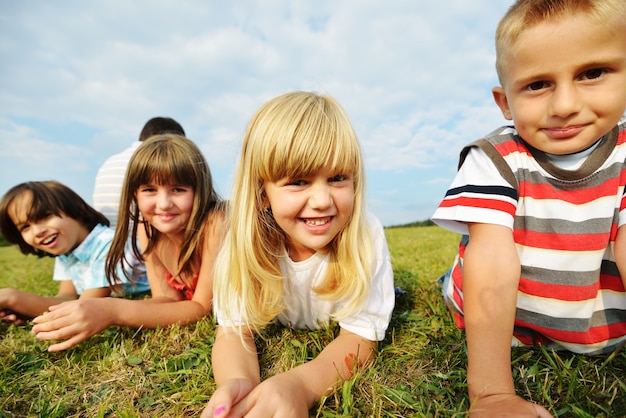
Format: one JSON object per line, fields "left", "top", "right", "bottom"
{"left": 495, "top": 0, "right": 626, "bottom": 84}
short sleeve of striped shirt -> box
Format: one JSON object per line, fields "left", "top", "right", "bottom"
{"left": 432, "top": 147, "right": 518, "bottom": 235}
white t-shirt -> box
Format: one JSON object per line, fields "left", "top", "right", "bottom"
{"left": 92, "top": 141, "right": 141, "bottom": 228}
{"left": 215, "top": 214, "right": 395, "bottom": 341}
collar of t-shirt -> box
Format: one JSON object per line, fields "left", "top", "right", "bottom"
{"left": 545, "top": 138, "right": 601, "bottom": 170}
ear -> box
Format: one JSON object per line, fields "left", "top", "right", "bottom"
{"left": 492, "top": 86, "right": 513, "bottom": 120}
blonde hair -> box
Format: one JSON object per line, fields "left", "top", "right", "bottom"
{"left": 495, "top": 0, "right": 626, "bottom": 83}
{"left": 105, "top": 134, "right": 223, "bottom": 287}
{"left": 215, "top": 91, "right": 372, "bottom": 332}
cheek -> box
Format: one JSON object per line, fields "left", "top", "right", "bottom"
{"left": 20, "top": 230, "right": 35, "bottom": 246}
{"left": 135, "top": 197, "right": 150, "bottom": 214}
{"left": 336, "top": 190, "right": 355, "bottom": 212}
{"left": 182, "top": 197, "right": 195, "bottom": 214}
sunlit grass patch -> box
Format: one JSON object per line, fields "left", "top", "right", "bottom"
{"left": 1, "top": 227, "right": 625, "bottom": 416}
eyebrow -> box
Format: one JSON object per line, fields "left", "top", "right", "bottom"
{"left": 514, "top": 54, "right": 625, "bottom": 84}
{"left": 12, "top": 219, "right": 28, "bottom": 230}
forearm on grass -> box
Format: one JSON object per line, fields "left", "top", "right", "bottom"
{"left": 212, "top": 326, "right": 261, "bottom": 386}
{"left": 464, "top": 223, "right": 520, "bottom": 402}
{"left": 284, "top": 328, "right": 377, "bottom": 408}
{"left": 97, "top": 296, "right": 211, "bottom": 329}
{"left": 0, "top": 288, "right": 75, "bottom": 318}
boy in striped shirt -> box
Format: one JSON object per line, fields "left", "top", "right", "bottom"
{"left": 432, "top": 0, "right": 626, "bottom": 416}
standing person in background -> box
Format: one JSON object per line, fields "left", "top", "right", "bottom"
{"left": 32, "top": 134, "right": 226, "bottom": 352}
{"left": 432, "top": 0, "right": 626, "bottom": 416}
{"left": 202, "top": 91, "right": 395, "bottom": 417}
{"left": 93, "top": 116, "right": 185, "bottom": 227}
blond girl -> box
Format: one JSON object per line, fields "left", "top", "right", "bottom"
{"left": 203, "top": 91, "right": 395, "bottom": 417}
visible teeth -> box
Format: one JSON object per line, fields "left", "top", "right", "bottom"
{"left": 304, "top": 217, "right": 330, "bottom": 226}
{"left": 42, "top": 235, "right": 56, "bottom": 245}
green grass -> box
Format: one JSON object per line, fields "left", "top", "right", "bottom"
{"left": 1, "top": 226, "right": 625, "bottom": 417}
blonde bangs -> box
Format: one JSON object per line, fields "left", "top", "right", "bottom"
{"left": 249, "top": 93, "right": 361, "bottom": 184}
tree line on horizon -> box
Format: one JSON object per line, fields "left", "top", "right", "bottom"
{"left": 386, "top": 219, "right": 435, "bottom": 229}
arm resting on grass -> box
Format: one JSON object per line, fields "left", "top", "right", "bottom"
{"left": 201, "top": 325, "right": 261, "bottom": 418}
{"left": 31, "top": 253, "right": 213, "bottom": 351}
{"left": 464, "top": 223, "right": 552, "bottom": 417}
{"left": 0, "top": 280, "right": 109, "bottom": 321}
{"left": 31, "top": 220, "right": 220, "bottom": 352}
{"left": 204, "top": 327, "right": 375, "bottom": 418}
{"left": 30, "top": 284, "right": 211, "bottom": 352}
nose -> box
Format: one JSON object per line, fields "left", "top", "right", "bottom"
{"left": 31, "top": 221, "right": 47, "bottom": 237}
{"left": 549, "top": 83, "right": 582, "bottom": 118}
{"left": 156, "top": 190, "right": 173, "bottom": 210}
{"left": 309, "top": 181, "right": 333, "bottom": 210}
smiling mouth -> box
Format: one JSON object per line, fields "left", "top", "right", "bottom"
{"left": 544, "top": 125, "right": 585, "bottom": 139}
{"left": 41, "top": 234, "right": 57, "bottom": 245}
{"left": 302, "top": 217, "right": 331, "bottom": 226}
{"left": 157, "top": 213, "right": 177, "bottom": 219}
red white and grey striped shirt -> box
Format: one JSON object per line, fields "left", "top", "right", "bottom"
{"left": 433, "top": 121, "right": 626, "bottom": 354}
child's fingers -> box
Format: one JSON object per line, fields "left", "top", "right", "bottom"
{"left": 201, "top": 389, "right": 232, "bottom": 418}
{"left": 1, "top": 313, "right": 17, "bottom": 323}
{"left": 45, "top": 336, "right": 84, "bottom": 352}
{"left": 33, "top": 320, "right": 89, "bottom": 352}
{"left": 32, "top": 315, "right": 61, "bottom": 332}
{"left": 32, "top": 313, "right": 76, "bottom": 338}
{"left": 200, "top": 379, "right": 255, "bottom": 418}
{"left": 32, "top": 309, "right": 59, "bottom": 325}
{"left": 46, "top": 302, "right": 65, "bottom": 311}
{"left": 200, "top": 402, "right": 228, "bottom": 417}
{"left": 533, "top": 404, "right": 554, "bottom": 418}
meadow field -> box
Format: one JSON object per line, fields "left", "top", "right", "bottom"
{"left": 1, "top": 225, "right": 625, "bottom": 417}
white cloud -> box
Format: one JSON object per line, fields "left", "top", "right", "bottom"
{"left": 0, "top": 0, "right": 514, "bottom": 225}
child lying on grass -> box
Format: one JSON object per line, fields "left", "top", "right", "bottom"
{"left": 0, "top": 180, "right": 149, "bottom": 323}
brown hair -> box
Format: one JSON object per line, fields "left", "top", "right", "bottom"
{"left": 105, "top": 134, "right": 223, "bottom": 286}
{"left": 0, "top": 181, "right": 109, "bottom": 257}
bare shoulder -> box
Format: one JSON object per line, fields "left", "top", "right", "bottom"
{"left": 203, "top": 202, "right": 229, "bottom": 243}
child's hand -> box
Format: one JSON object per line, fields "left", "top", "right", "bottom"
{"left": 0, "top": 309, "right": 28, "bottom": 325}
{"left": 201, "top": 378, "right": 255, "bottom": 418}
{"left": 206, "top": 372, "right": 311, "bottom": 418}
{"left": 31, "top": 299, "right": 112, "bottom": 352}
{"left": 469, "top": 393, "right": 553, "bottom": 417}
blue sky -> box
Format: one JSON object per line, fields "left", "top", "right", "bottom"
{"left": 0, "top": 0, "right": 514, "bottom": 226}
